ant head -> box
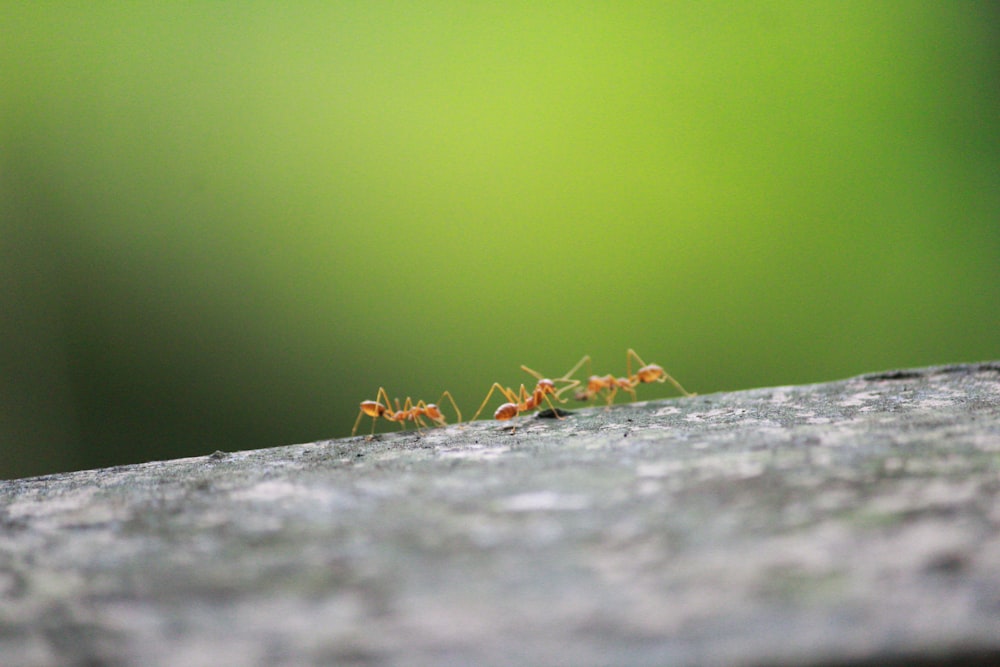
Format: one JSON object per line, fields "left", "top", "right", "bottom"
{"left": 360, "top": 400, "right": 386, "bottom": 418}
{"left": 537, "top": 378, "right": 556, "bottom": 394}
{"left": 424, "top": 403, "right": 443, "bottom": 421}
{"left": 636, "top": 364, "right": 666, "bottom": 384}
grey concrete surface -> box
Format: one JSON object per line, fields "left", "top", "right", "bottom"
{"left": 2, "top": 362, "right": 999, "bottom": 666}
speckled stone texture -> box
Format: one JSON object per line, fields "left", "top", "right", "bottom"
{"left": 2, "top": 362, "right": 999, "bottom": 666}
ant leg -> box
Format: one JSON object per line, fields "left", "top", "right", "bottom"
{"left": 559, "top": 355, "right": 591, "bottom": 384}
{"left": 399, "top": 396, "right": 417, "bottom": 431}
{"left": 352, "top": 386, "right": 391, "bottom": 438}
{"left": 375, "top": 387, "right": 397, "bottom": 436}
{"left": 471, "top": 384, "right": 501, "bottom": 422}
{"left": 517, "top": 383, "right": 534, "bottom": 409}
{"left": 351, "top": 408, "right": 368, "bottom": 437}
{"left": 555, "top": 355, "right": 588, "bottom": 402}
{"left": 520, "top": 366, "right": 574, "bottom": 404}
{"left": 520, "top": 365, "right": 545, "bottom": 382}
{"left": 519, "top": 366, "right": 562, "bottom": 401}
{"left": 595, "top": 383, "right": 618, "bottom": 408}
{"left": 567, "top": 356, "right": 603, "bottom": 402}
{"left": 540, "top": 390, "right": 568, "bottom": 420}
{"left": 377, "top": 387, "right": 397, "bottom": 427}
{"left": 554, "top": 376, "right": 580, "bottom": 401}
{"left": 507, "top": 383, "right": 534, "bottom": 434}
{"left": 627, "top": 348, "right": 694, "bottom": 396}
{"left": 472, "top": 383, "right": 519, "bottom": 422}
{"left": 626, "top": 349, "right": 647, "bottom": 380}
{"left": 660, "top": 371, "right": 695, "bottom": 397}
{"left": 437, "top": 390, "right": 462, "bottom": 425}
{"left": 413, "top": 413, "right": 429, "bottom": 431}
{"left": 409, "top": 398, "right": 428, "bottom": 434}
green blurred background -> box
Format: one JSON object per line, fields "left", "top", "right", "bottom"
{"left": 3, "top": 2, "right": 998, "bottom": 480}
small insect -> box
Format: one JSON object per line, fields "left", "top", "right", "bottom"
{"left": 568, "top": 348, "right": 694, "bottom": 405}
{"left": 351, "top": 387, "right": 462, "bottom": 438}
{"left": 471, "top": 363, "right": 580, "bottom": 429}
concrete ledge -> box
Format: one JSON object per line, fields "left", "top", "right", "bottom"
{"left": 2, "top": 362, "right": 999, "bottom": 666}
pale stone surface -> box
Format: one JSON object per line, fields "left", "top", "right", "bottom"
{"left": 1, "top": 363, "right": 999, "bottom": 666}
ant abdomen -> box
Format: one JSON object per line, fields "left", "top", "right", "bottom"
{"left": 494, "top": 403, "right": 519, "bottom": 420}
{"left": 360, "top": 401, "right": 385, "bottom": 418}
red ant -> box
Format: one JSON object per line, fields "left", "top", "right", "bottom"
{"left": 471, "top": 363, "right": 580, "bottom": 429}
{"left": 566, "top": 349, "right": 694, "bottom": 406}
{"left": 351, "top": 387, "right": 462, "bottom": 438}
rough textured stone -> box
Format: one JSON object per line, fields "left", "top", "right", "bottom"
{"left": 1, "top": 362, "right": 999, "bottom": 666}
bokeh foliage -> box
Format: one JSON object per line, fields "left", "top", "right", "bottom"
{"left": 3, "top": 2, "right": 998, "bottom": 479}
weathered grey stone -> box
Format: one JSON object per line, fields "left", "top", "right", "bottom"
{"left": 2, "top": 362, "right": 999, "bottom": 666}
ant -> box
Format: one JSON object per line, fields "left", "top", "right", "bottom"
{"left": 351, "top": 387, "right": 462, "bottom": 439}
{"left": 566, "top": 348, "right": 694, "bottom": 406}
{"left": 471, "top": 363, "right": 580, "bottom": 429}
